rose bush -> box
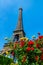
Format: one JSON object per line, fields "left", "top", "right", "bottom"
{"left": 14, "top": 36, "right": 43, "bottom": 65}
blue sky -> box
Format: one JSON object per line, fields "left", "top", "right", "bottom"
{"left": 0, "top": 0, "right": 43, "bottom": 50}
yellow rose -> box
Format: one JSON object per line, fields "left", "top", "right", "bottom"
{"left": 20, "top": 37, "right": 28, "bottom": 42}
{"left": 6, "top": 51, "right": 8, "bottom": 55}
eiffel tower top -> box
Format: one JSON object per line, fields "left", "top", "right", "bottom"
{"left": 15, "top": 8, "right": 24, "bottom": 31}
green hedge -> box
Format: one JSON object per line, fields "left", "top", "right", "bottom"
{"left": 0, "top": 55, "right": 14, "bottom": 65}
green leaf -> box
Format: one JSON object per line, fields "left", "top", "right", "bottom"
{"left": 34, "top": 48, "right": 41, "bottom": 54}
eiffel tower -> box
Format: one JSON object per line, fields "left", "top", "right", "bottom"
{"left": 1, "top": 8, "right": 25, "bottom": 54}
{"left": 13, "top": 8, "right": 25, "bottom": 41}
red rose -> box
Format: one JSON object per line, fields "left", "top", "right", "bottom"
{"left": 31, "top": 47, "right": 34, "bottom": 51}
{"left": 39, "top": 36, "right": 43, "bottom": 39}
{"left": 36, "top": 44, "right": 40, "bottom": 48}
{"left": 12, "top": 52, "right": 14, "bottom": 56}
{"left": 40, "top": 54, "right": 43, "bottom": 61}
{"left": 35, "top": 56, "right": 39, "bottom": 61}
{"left": 20, "top": 40, "right": 25, "bottom": 47}
{"left": 26, "top": 47, "right": 31, "bottom": 52}
{"left": 28, "top": 40, "right": 34, "bottom": 46}
{"left": 40, "top": 48, "right": 43, "bottom": 52}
